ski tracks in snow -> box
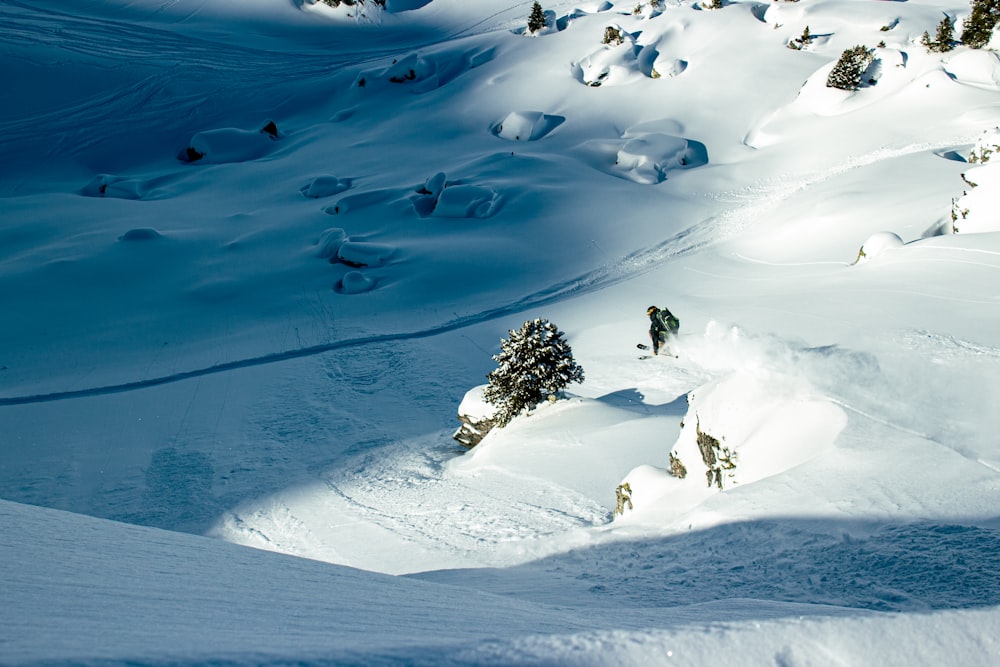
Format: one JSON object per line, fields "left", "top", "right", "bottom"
{"left": 1, "top": 138, "right": 966, "bottom": 407}
{"left": 215, "top": 436, "right": 609, "bottom": 574}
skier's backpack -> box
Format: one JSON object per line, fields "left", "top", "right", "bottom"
{"left": 658, "top": 309, "right": 679, "bottom": 335}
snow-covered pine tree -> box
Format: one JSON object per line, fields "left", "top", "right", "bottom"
{"left": 483, "top": 318, "right": 585, "bottom": 427}
{"left": 527, "top": 1, "right": 547, "bottom": 34}
{"left": 935, "top": 14, "right": 956, "bottom": 50}
{"left": 961, "top": 0, "right": 1000, "bottom": 48}
{"left": 826, "top": 45, "right": 874, "bottom": 91}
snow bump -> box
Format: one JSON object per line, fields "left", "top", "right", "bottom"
{"left": 492, "top": 111, "right": 565, "bottom": 142}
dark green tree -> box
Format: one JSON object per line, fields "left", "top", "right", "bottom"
{"left": 483, "top": 318, "right": 585, "bottom": 427}
{"left": 961, "top": 0, "right": 1000, "bottom": 48}
{"left": 932, "top": 14, "right": 956, "bottom": 51}
{"left": 826, "top": 45, "right": 874, "bottom": 91}
{"left": 528, "top": 1, "right": 547, "bottom": 33}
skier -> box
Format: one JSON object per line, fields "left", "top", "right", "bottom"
{"left": 647, "top": 305, "right": 679, "bottom": 356}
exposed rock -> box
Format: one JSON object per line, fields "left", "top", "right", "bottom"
{"left": 453, "top": 385, "right": 497, "bottom": 448}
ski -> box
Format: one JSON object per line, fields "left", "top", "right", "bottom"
{"left": 636, "top": 342, "right": 677, "bottom": 359}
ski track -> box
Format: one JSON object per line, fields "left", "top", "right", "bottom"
{"left": 217, "top": 436, "right": 610, "bottom": 571}
{"left": 0, "top": 0, "right": 498, "bottom": 161}
{"left": 0, "top": 139, "right": 979, "bottom": 407}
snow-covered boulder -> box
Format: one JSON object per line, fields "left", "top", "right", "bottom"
{"left": 854, "top": 231, "right": 904, "bottom": 263}
{"left": 952, "top": 160, "right": 1000, "bottom": 233}
{"left": 492, "top": 111, "right": 564, "bottom": 142}
{"left": 432, "top": 184, "right": 499, "bottom": 218}
{"left": 615, "top": 134, "right": 694, "bottom": 185}
{"left": 617, "top": 365, "right": 846, "bottom": 518}
{"left": 181, "top": 121, "right": 279, "bottom": 164}
{"left": 315, "top": 227, "right": 348, "bottom": 259}
{"left": 82, "top": 174, "right": 147, "bottom": 200}
{"left": 301, "top": 176, "right": 351, "bottom": 199}
{"left": 453, "top": 385, "right": 497, "bottom": 448}
{"left": 419, "top": 172, "right": 447, "bottom": 198}
{"left": 337, "top": 241, "right": 394, "bottom": 267}
{"left": 338, "top": 270, "right": 376, "bottom": 294}
{"left": 579, "top": 131, "right": 707, "bottom": 184}
{"left": 967, "top": 126, "right": 1000, "bottom": 164}
{"left": 944, "top": 50, "right": 1000, "bottom": 92}
{"left": 118, "top": 228, "right": 163, "bottom": 242}
{"left": 575, "top": 27, "right": 643, "bottom": 87}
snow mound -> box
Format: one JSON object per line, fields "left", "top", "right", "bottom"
{"left": 181, "top": 122, "right": 279, "bottom": 164}
{"left": 944, "top": 50, "right": 1000, "bottom": 90}
{"left": 357, "top": 47, "right": 495, "bottom": 93}
{"left": 385, "top": 0, "right": 433, "bottom": 11}
{"left": 451, "top": 395, "right": 680, "bottom": 510}
{"left": 553, "top": 3, "right": 615, "bottom": 32}
{"left": 337, "top": 241, "right": 394, "bottom": 267}
{"left": 433, "top": 184, "right": 500, "bottom": 218}
{"left": 337, "top": 270, "right": 377, "bottom": 294}
{"left": 411, "top": 173, "right": 500, "bottom": 218}
{"left": 419, "top": 172, "right": 446, "bottom": 199}
{"left": 492, "top": 111, "right": 565, "bottom": 142}
{"left": 118, "top": 228, "right": 163, "bottom": 242}
{"left": 952, "top": 161, "right": 1000, "bottom": 233}
{"left": 578, "top": 132, "right": 708, "bottom": 184}
{"left": 314, "top": 227, "right": 348, "bottom": 259}
{"left": 621, "top": 367, "right": 847, "bottom": 519}
{"left": 745, "top": 47, "right": 928, "bottom": 147}
{"left": 967, "top": 126, "right": 1000, "bottom": 163}
{"left": 323, "top": 189, "right": 393, "bottom": 216}
{"left": 574, "top": 26, "right": 655, "bottom": 87}
{"left": 652, "top": 57, "right": 687, "bottom": 78}
{"left": 457, "top": 384, "right": 494, "bottom": 423}
{"left": 855, "top": 231, "right": 904, "bottom": 263}
{"left": 82, "top": 174, "right": 148, "bottom": 200}
{"left": 301, "top": 176, "right": 351, "bottom": 199}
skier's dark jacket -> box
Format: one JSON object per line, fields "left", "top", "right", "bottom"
{"left": 648, "top": 306, "right": 679, "bottom": 353}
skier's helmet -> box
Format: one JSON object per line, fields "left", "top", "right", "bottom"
{"left": 647, "top": 306, "right": 658, "bottom": 316}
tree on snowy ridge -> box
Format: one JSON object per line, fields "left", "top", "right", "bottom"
{"left": 483, "top": 318, "right": 585, "bottom": 427}
{"left": 826, "top": 45, "right": 875, "bottom": 91}
{"left": 527, "top": 1, "right": 547, "bottom": 34}
{"left": 923, "top": 14, "right": 956, "bottom": 52}
{"left": 961, "top": 0, "right": 1000, "bottom": 48}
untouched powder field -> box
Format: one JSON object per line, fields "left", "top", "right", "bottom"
{"left": 2, "top": 0, "right": 1000, "bottom": 663}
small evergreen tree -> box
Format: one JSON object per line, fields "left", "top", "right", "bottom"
{"left": 935, "top": 14, "right": 956, "bottom": 50}
{"left": 961, "top": 0, "right": 1000, "bottom": 48}
{"left": 483, "top": 318, "right": 585, "bottom": 427}
{"left": 826, "top": 45, "right": 874, "bottom": 91}
{"left": 527, "top": 1, "right": 547, "bottom": 34}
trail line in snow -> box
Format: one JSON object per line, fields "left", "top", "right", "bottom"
{"left": 0, "top": 139, "right": 963, "bottom": 406}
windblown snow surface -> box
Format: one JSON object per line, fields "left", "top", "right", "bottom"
{"left": 3, "top": 0, "right": 1000, "bottom": 663}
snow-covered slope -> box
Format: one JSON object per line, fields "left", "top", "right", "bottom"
{"left": 5, "top": 499, "right": 999, "bottom": 664}
{"left": 3, "top": 0, "right": 1000, "bottom": 662}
